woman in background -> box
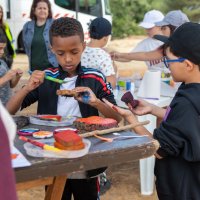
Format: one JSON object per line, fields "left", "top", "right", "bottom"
{"left": 0, "top": 5, "right": 16, "bottom": 68}
{"left": 23, "top": 0, "right": 58, "bottom": 71}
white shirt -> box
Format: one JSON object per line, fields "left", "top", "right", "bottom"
{"left": 81, "top": 46, "right": 115, "bottom": 76}
{"left": 57, "top": 76, "right": 85, "bottom": 179}
{"left": 131, "top": 37, "right": 169, "bottom": 73}
{"left": 57, "top": 76, "right": 82, "bottom": 118}
{"left": 0, "top": 101, "right": 16, "bottom": 149}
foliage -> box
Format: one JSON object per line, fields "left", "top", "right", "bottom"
{"left": 110, "top": 0, "right": 200, "bottom": 38}
{"left": 164, "top": 0, "right": 200, "bottom": 22}
{"left": 110, "top": 0, "right": 151, "bottom": 38}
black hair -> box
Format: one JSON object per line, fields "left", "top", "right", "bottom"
{"left": 0, "top": 32, "right": 7, "bottom": 43}
{"left": 161, "top": 25, "right": 176, "bottom": 36}
{"left": 168, "top": 25, "right": 176, "bottom": 36}
{"left": 164, "top": 43, "right": 200, "bottom": 70}
{"left": 49, "top": 17, "right": 84, "bottom": 45}
{"left": 163, "top": 43, "right": 178, "bottom": 56}
{"left": 30, "top": 0, "right": 52, "bottom": 20}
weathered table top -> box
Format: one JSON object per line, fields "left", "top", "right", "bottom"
{"left": 14, "top": 117, "right": 159, "bottom": 183}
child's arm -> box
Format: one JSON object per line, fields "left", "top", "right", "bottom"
{"left": 129, "top": 99, "right": 166, "bottom": 119}
{"left": 73, "top": 87, "right": 121, "bottom": 123}
{"left": 10, "top": 69, "right": 23, "bottom": 88}
{"left": 6, "top": 70, "right": 45, "bottom": 114}
{"left": 110, "top": 48, "right": 163, "bottom": 62}
{"left": 103, "top": 98, "right": 152, "bottom": 136}
{"left": 0, "top": 70, "right": 17, "bottom": 86}
{"left": 102, "top": 98, "right": 163, "bottom": 159}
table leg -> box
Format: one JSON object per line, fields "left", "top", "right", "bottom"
{"left": 140, "top": 156, "right": 155, "bottom": 195}
{"left": 45, "top": 175, "right": 67, "bottom": 200}
{"left": 138, "top": 114, "right": 156, "bottom": 195}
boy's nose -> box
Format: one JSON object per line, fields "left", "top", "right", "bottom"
{"left": 65, "top": 54, "right": 72, "bottom": 63}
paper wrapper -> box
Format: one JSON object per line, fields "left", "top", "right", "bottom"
{"left": 137, "top": 70, "right": 161, "bottom": 99}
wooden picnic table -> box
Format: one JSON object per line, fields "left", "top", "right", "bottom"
{"left": 14, "top": 116, "right": 159, "bottom": 200}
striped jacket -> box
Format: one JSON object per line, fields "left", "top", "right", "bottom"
{"left": 21, "top": 64, "right": 116, "bottom": 177}
{"left": 21, "top": 63, "right": 116, "bottom": 116}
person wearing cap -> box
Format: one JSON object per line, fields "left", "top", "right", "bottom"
{"left": 104, "top": 22, "right": 200, "bottom": 200}
{"left": 81, "top": 17, "right": 117, "bottom": 89}
{"left": 110, "top": 10, "right": 189, "bottom": 69}
{"left": 156, "top": 10, "right": 189, "bottom": 37}
{"left": 130, "top": 10, "right": 165, "bottom": 71}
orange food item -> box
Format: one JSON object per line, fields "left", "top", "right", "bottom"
{"left": 11, "top": 154, "right": 18, "bottom": 159}
{"left": 56, "top": 89, "right": 77, "bottom": 97}
{"left": 54, "top": 141, "right": 85, "bottom": 150}
{"left": 33, "top": 131, "right": 53, "bottom": 138}
{"left": 54, "top": 130, "right": 85, "bottom": 150}
{"left": 38, "top": 115, "right": 62, "bottom": 121}
{"left": 73, "top": 116, "right": 118, "bottom": 132}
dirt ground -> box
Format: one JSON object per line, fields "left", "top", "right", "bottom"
{"left": 14, "top": 36, "right": 158, "bottom": 200}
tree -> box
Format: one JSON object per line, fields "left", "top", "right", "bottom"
{"left": 110, "top": 0, "right": 151, "bottom": 38}
{"left": 109, "top": 0, "right": 200, "bottom": 38}
{"left": 110, "top": 0, "right": 166, "bottom": 38}
{"left": 164, "top": 0, "right": 200, "bottom": 22}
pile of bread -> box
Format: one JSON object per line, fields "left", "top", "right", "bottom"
{"left": 53, "top": 116, "right": 118, "bottom": 150}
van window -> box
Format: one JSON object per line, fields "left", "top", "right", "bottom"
{"left": 104, "top": 0, "right": 111, "bottom": 15}
{"left": 55, "top": 0, "right": 102, "bottom": 17}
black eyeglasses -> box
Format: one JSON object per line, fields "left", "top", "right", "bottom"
{"left": 163, "top": 56, "right": 186, "bottom": 68}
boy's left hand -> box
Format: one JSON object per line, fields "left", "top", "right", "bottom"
{"left": 73, "top": 87, "right": 97, "bottom": 105}
{"left": 15, "top": 68, "right": 23, "bottom": 77}
{"left": 102, "top": 98, "right": 139, "bottom": 124}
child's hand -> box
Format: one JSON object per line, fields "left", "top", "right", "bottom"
{"left": 4, "top": 69, "right": 18, "bottom": 81}
{"left": 102, "top": 98, "right": 133, "bottom": 118}
{"left": 110, "top": 51, "right": 116, "bottom": 60}
{"left": 103, "top": 98, "right": 139, "bottom": 124}
{"left": 73, "top": 87, "right": 96, "bottom": 105}
{"left": 9, "top": 69, "right": 24, "bottom": 88}
{"left": 24, "top": 70, "right": 45, "bottom": 92}
{"left": 110, "top": 51, "right": 120, "bottom": 60}
{"left": 15, "top": 68, "right": 23, "bottom": 78}
{"left": 130, "top": 99, "right": 153, "bottom": 116}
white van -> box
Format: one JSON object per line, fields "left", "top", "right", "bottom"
{"left": 0, "top": 0, "right": 112, "bottom": 51}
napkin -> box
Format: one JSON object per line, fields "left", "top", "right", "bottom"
{"left": 137, "top": 70, "right": 161, "bottom": 99}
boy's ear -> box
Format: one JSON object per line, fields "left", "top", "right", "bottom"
{"left": 185, "top": 60, "right": 195, "bottom": 71}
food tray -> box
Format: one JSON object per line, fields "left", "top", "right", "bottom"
{"left": 24, "top": 138, "right": 91, "bottom": 158}
{"left": 29, "top": 115, "right": 77, "bottom": 127}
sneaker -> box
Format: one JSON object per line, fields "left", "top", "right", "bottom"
{"left": 99, "top": 173, "right": 111, "bottom": 195}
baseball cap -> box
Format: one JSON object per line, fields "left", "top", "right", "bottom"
{"left": 155, "top": 10, "right": 189, "bottom": 27}
{"left": 154, "top": 22, "right": 200, "bottom": 65}
{"left": 139, "top": 10, "right": 164, "bottom": 29}
{"left": 89, "top": 17, "right": 112, "bottom": 39}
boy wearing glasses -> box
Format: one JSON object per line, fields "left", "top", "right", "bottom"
{"left": 103, "top": 22, "right": 200, "bottom": 200}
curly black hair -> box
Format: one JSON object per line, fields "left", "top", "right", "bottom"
{"left": 49, "top": 17, "right": 84, "bottom": 45}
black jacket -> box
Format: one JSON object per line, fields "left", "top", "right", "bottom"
{"left": 21, "top": 64, "right": 116, "bottom": 177}
{"left": 21, "top": 64, "right": 116, "bottom": 115}
{"left": 154, "top": 83, "right": 200, "bottom": 200}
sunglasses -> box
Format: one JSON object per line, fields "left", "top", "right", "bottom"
{"left": 163, "top": 56, "right": 186, "bottom": 68}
